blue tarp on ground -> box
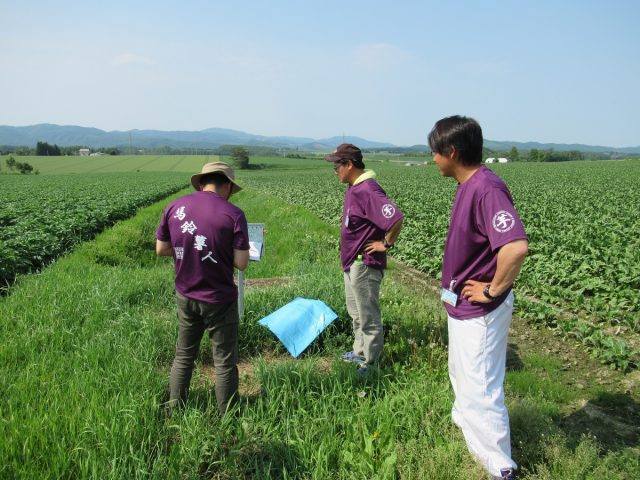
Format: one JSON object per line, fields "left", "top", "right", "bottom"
{"left": 258, "top": 297, "right": 338, "bottom": 358}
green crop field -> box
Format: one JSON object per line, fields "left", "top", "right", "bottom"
{"left": 240, "top": 159, "right": 640, "bottom": 370}
{"left": 1, "top": 156, "right": 639, "bottom": 478}
{"left": 1, "top": 154, "right": 330, "bottom": 175}
{"left": 2, "top": 156, "right": 639, "bottom": 367}
{"left": 6, "top": 155, "right": 217, "bottom": 174}
{"left": 0, "top": 172, "right": 188, "bottom": 287}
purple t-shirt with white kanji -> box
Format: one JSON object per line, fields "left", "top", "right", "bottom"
{"left": 341, "top": 178, "right": 404, "bottom": 271}
{"left": 156, "top": 191, "right": 249, "bottom": 304}
{"left": 442, "top": 166, "right": 527, "bottom": 320}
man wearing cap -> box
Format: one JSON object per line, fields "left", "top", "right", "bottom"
{"left": 325, "top": 144, "right": 404, "bottom": 374}
{"left": 428, "top": 116, "right": 528, "bottom": 480}
{"left": 156, "top": 162, "right": 249, "bottom": 415}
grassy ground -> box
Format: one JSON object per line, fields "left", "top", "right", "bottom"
{"left": 1, "top": 154, "right": 219, "bottom": 174}
{"left": 0, "top": 153, "right": 413, "bottom": 176}
{"left": 1, "top": 186, "right": 638, "bottom": 479}
{"left": 0, "top": 154, "right": 330, "bottom": 175}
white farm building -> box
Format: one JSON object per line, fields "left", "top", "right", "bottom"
{"left": 485, "top": 157, "right": 510, "bottom": 164}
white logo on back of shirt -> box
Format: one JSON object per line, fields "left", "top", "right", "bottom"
{"left": 382, "top": 204, "right": 395, "bottom": 218}
{"left": 492, "top": 210, "right": 515, "bottom": 233}
{"left": 180, "top": 221, "right": 197, "bottom": 235}
{"left": 174, "top": 206, "right": 186, "bottom": 221}
{"left": 194, "top": 235, "right": 207, "bottom": 251}
{"left": 201, "top": 251, "right": 218, "bottom": 263}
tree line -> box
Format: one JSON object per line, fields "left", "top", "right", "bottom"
{"left": 488, "top": 146, "right": 588, "bottom": 162}
{"left": 0, "top": 142, "right": 121, "bottom": 156}
{"left": 1, "top": 141, "right": 637, "bottom": 162}
{"left": 483, "top": 146, "right": 640, "bottom": 162}
{"left": 0, "top": 142, "right": 278, "bottom": 157}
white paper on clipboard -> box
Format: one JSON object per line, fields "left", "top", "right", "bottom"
{"left": 248, "top": 223, "right": 265, "bottom": 261}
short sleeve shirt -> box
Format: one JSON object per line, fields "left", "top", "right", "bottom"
{"left": 156, "top": 191, "right": 249, "bottom": 304}
{"left": 442, "top": 166, "right": 527, "bottom": 319}
{"left": 341, "top": 178, "right": 404, "bottom": 271}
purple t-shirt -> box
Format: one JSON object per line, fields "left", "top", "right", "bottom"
{"left": 341, "top": 178, "right": 404, "bottom": 271}
{"left": 442, "top": 166, "right": 527, "bottom": 319}
{"left": 156, "top": 191, "right": 249, "bottom": 304}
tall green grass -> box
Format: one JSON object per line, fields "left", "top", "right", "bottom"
{"left": 1, "top": 187, "right": 638, "bottom": 479}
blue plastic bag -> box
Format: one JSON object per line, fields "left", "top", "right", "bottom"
{"left": 258, "top": 297, "right": 338, "bottom": 357}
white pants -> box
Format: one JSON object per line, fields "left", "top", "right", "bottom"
{"left": 448, "top": 292, "right": 517, "bottom": 477}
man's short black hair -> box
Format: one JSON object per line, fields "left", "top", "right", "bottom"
{"left": 428, "top": 115, "right": 483, "bottom": 166}
{"left": 338, "top": 158, "right": 365, "bottom": 169}
{"left": 199, "top": 172, "right": 231, "bottom": 188}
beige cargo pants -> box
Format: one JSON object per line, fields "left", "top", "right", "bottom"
{"left": 344, "top": 263, "right": 384, "bottom": 365}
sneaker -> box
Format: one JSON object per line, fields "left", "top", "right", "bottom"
{"left": 357, "top": 365, "right": 368, "bottom": 377}
{"left": 493, "top": 468, "right": 517, "bottom": 480}
{"left": 342, "top": 351, "right": 365, "bottom": 363}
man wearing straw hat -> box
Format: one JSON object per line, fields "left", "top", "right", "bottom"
{"left": 156, "top": 162, "right": 249, "bottom": 415}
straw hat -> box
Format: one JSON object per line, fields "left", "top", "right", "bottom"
{"left": 190, "top": 162, "right": 242, "bottom": 193}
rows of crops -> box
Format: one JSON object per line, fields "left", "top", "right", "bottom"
{"left": 0, "top": 172, "right": 188, "bottom": 287}
{"left": 2, "top": 158, "right": 638, "bottom": 368}
{"left": 6, "top": 184, "right": 636, "bottom": 479}
{"left": 240, "top": 160, "right": 640, "bottom": 369}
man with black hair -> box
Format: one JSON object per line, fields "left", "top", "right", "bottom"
{"left": 428, "top": 116, "right": 528, "bottom": 480}
{"left": 156, "top": 162, "right": 249, "bottom": 415}
{"left": 325, "top": 144, "right": 404, "bottom": 374}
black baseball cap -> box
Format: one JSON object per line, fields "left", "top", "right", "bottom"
{"left": 324, "top": 144, "right": 364, "bottom": 166}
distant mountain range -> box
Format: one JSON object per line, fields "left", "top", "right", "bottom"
{"left": 0, "top": 124, "right": 638, "bottom": 154}
{"left": 483, "top": 140, "right": 640, "bottom": 155}
{"left": 0, "top": 124, "right": 393, "bottom": 152}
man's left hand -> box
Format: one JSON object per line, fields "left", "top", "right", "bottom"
{"left": 461, "top": 279, "right": 492, "bottom": 304}
{"left": 364, "top": 240, "right": 386, "bottom": 254}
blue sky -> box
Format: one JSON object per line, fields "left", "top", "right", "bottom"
{"left": 1, "top": 0, "right": 638, "bottom": 147}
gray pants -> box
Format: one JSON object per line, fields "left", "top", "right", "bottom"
{"left": 344, "top": 263, "right": 384, "bottom": 364}
{"left": 169, "top": 292, "right": 239, "bottom": 415}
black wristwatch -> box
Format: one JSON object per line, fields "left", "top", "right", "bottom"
{"left": 483, "top": 284, "right": 498, "bottom": 301}
{"left": 383, "top": 238, "right": 393, "bottom": 250}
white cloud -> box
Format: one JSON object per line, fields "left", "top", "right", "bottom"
{"left": 112, "top": 53, "right": 155, "bottom": 66}
{"left": 352, "top": 43, "right": 412, "bottom": 72}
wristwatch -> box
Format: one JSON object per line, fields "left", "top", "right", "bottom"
{"left": 483, "top": 284, "right": 498, "bottom": 301}
{"left": 383, "top": 238, "right": 393, "bottom": 250}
